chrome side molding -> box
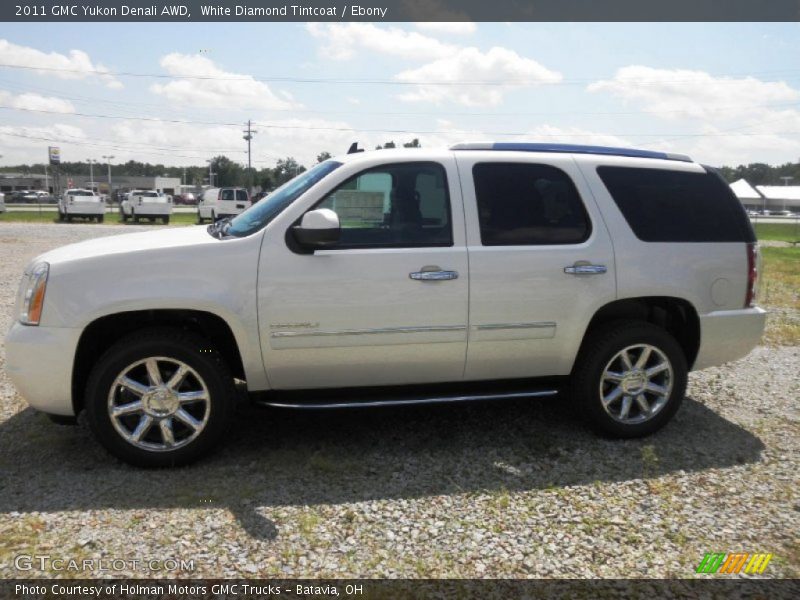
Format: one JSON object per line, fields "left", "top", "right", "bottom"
{"left": 476, "top": 321, "right": 556, "bottom": 331}
{"left": 271, "top": 324, "right": 467, "bottom": 339}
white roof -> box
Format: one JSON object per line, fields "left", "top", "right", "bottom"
{"left": 756, "top": 185, "right": 800, "bottom": 201}
{"left": 729, "top": 178, "right": 763, "bottom": 200}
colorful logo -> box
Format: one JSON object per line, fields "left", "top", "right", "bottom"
{"left": 696, "top": 552, "right": 773, "bottom": 574}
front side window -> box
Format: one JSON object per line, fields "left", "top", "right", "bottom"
{"left": 314, "top": 162, "right": 452, "bottom": 248}
{"left": 473, "top": 163, "right": 591, "bottom": 246}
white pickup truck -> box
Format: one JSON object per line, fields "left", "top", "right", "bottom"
{"left": 58, "top": 189, "right": 105, "bottom": 223}
{"left": 6, "top": 143, "right": 766, "bottom": 467}
{"left": 121, "top": 190, "right": 173, "bottom": 224}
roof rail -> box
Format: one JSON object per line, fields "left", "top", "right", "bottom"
{"left": 450, "top": 142, "right": 692, "bottom": 163}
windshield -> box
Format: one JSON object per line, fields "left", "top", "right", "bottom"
{"left": 226, "top": 160, "right": 342, "bottom": 237}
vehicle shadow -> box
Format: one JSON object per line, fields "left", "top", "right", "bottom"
{"left": 0, "top": 396, "right": 764, "bottom": 541}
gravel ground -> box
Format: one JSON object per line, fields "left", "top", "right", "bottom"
{"left": 0, "top": 222, "right": 798, "bottom": 579}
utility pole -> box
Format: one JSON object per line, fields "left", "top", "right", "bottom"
{"left": 780, "top": 176, "right": 794, "bottom": 212}
{"left": 102, "top": 155, "right": 114, "bottom": 201}
{"left": 206, "top": 159, "right": 215, "bottom": 188}
{"left": 88, "top": 159, "right": 95, "bottom": 190}
{"left": 243, "top": 120, "right": 257, "bottom": 190}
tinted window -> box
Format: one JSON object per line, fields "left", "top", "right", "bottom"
{"left": 473, "top": 163, "right": 591, "bottom": 246}
{"left": 236, "top": 189, "right": 249, "bottom": 201}
{"left": 220, "top": 189, "right": 234, "bottom": 201}
{"left": 315, "top": 162, "right": 452, "bottom": 248}
{"left": 597, "top": 166, "right": 755, "bottom": 242}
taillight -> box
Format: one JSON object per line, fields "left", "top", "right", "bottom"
{"left": 744, "top": 242, "right": 759, "bottom": 308}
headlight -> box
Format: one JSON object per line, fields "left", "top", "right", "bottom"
{"left": 17, "top": 262, "right": 49, "bottom": 326}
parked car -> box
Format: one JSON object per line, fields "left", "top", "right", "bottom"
{"left": 775, "top": 209, "right": 793, "bottom": 217}
{"left": 197, "top": 187, "right": 251, "bottom": 223}
{"left": 173, "top": 193, "right": 197, "bottom": 206}
{"left": 0, "top": 192, "right": 5, "bottom": 213}
{"left": 121, "top": 190, "right": 173, "bottom": 224}
{"left": 58, "top": 189, "right": 105, "bottom": 222}
{"left": 23, "top": 190, "right": 52, "bottom": 203}
{"left": 5, "top": 142, "right": 766, "bottom": 467}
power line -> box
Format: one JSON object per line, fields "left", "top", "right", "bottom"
{"left": 3, "top": 82, "right": 799, "bottom": 119}
{"left": 3, "top": 62, "right": 800, "bottom": 87}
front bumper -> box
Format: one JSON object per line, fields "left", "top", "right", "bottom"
{"left": 5, "top": 322, "right": 82, "bottom": 416}
{"left": 693, "top": 307, "right": 767, "bottom": 370}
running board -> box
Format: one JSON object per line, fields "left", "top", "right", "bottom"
{"left": 257, "top": 389, "right": 559, "bottom": 410}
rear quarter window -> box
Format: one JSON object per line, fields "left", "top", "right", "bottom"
{"left": 597, "top": 166, "right": 755, "bottom": 243}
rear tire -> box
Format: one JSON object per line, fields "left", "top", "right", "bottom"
{"left": 133, "top": 210, "right": 139, "bottom": 224}
{"left": 571, "top": 321, "right": 687, "bottom": 438}
{"left": 84, "top": 328, "right": 236, "bottom": 467}
{"left": 98, "top": 215, "right": 104, "bottom": 223}
{"left": 163, "top": 216, "right": 170, "bottom": 225}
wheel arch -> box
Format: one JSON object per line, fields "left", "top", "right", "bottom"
{"left": 578, "top": 296, "right": 701, "bottom": 370}
{"left": 72, "top": 309, "right": 246, "bottom": 415}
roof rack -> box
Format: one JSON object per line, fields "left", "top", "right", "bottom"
{"left": 450, "top": 142, "right": 692, "bottom": 163}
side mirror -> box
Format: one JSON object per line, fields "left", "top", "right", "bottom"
{"left": 292, "top": 208, "right": 340, "bottom": 248}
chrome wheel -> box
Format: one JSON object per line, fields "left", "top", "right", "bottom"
{"left": 107, "top": 357, "right": 211, "bottom": 452}
{"left": 599, "top": 344, "right": 673, "bottom": 425}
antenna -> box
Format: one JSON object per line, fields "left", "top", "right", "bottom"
{"left": 347, "top": 142, "right": 364, "bottom": 154}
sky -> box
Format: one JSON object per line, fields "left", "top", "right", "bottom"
{"left": 0, "top": 22, "right": 799, "bottom": 170}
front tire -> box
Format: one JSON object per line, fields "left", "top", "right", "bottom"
{"left": 84, "top": 328, "right": 236, "bottom": 467}
{"left": 571, "top": 321, "right": 687, "bottom": 438}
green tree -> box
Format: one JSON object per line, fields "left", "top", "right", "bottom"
{"left": 273, "top": 158, "right": 306, "bottom": 186}
{"left": 316, "top": 151, "right": 332, "bottom": 163}
{"left": 209, "top": 155, "right": 244, "bottom": 187}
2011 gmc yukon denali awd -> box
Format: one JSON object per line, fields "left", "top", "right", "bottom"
{"left": 5, "top": 142, "right": 766, "bottom": 467}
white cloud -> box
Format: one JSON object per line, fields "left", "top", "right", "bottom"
{"left": 150, "top": 53, "right": 295, "bottom": 111}
{"left": 396, "top": 46, "right": 562, "bottom": 107}
{"left": 0, "top": 39, "right": 122, "bottom": 89}
{"left": 414, "top": 22, "right": 477, "bottom": 35}
{"left": 588, "top": 66, "right": 799, "bottom": 120}
{"left": 306, "top": 23, "right": 455, "bottom": 61}
{"left": 588, "top": 65, "right": 800, "bottom": 165}
{"left": 0, "top": 123, "right": 88, "bottom": 164}
{"left": 0, "top": 91, "right": 75, "bottom": 113}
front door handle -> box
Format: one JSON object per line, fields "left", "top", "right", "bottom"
{"left": 410, "top": 269, "right": 459, "bottom": 281}
{"left": 564, "top": 264, "right": 607, "bottom": 275}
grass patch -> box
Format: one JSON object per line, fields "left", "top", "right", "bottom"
{"left": 754, "top": 222, "right": 800, "bottom": 243}
{"left": 0, "top": 210, "right": 197, "bottom": 226}
{"left": 761, "top": 247, "right": 800, "bottom": 310}
{"left": 761, "top": 247, "right": 800, "bottom": 346}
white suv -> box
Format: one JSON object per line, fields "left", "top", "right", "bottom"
{"left": 5, "top": 143, "right": 766, "bottom": 466}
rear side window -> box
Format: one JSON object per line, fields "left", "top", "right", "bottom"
{"left": 220, "top": 190, "right": 234, "bottom": 201}
{"left": 473, "top": 163, "right": 591, "bottom": 246}
{"left": 597, "top": 166, "right": 755, "bottom": 242}
{"left": 236, "top": 189, "right": 249, "bottom": 201}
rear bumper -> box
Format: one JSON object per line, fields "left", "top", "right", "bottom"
{"left": 66, "top": 204, "right": 105, "bottom": 215}
{"left": 134, "top": 203, "right": 172, "bottom": 216}
{"left": 4, "top": 322, "right": 81, "bottom": 416}
{"left": 693, "top": 307, "right": 767, "bottom": 370}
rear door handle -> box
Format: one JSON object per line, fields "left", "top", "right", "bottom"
{"left": 410, "top": 270, "right": 459, "bottom": 281}
{"left": 564, "top": 264, "right": 607, "bottom": 275}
